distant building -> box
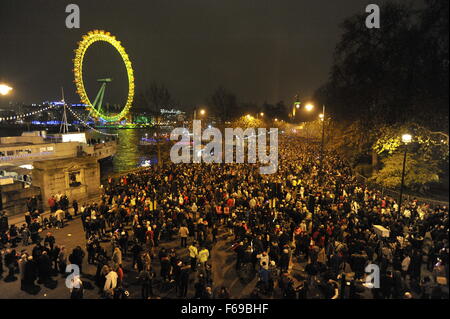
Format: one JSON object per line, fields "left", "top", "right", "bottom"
{"left": 159, "top": 108, "right": 186, "bottom": 125}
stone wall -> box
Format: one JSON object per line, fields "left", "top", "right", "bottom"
{"left": 32, "top": 156, "right": 101, "bottom": 208}
{"left": 1, "top": 183, "right": 42, "bottom": 216}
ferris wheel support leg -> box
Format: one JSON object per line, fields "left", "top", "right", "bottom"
{"left": 96, "top": 84, "right": 106, "bottom": 115}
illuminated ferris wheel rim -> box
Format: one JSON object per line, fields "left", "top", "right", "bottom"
{"left": 73, "top": 30, "right": 134, "bottom": 122}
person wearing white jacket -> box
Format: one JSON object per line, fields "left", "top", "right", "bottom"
{"left": 104, "top": 270, "right": 118, "bottom": 296}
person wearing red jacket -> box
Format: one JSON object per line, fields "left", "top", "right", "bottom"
{"left": 48, "top": 196, "right": 56, "bottom": 213}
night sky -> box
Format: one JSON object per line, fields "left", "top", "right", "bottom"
{"left": 1, "top": 0, "right": 391, "bottom": 108}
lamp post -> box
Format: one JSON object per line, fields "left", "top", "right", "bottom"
{"left": 292, "top": 94, "right": 301, "bottom": 119}
{"left": 193, "top": 108, "right": 206, "bottom": 121}
{"left": 302, "top": 103, "right": 315, "bottom": 140}
{"left": 319, "top": 105, "right": 326, "bottom": 186}
{"left": 398, "top": 133, "right": 412, "bottom": 214}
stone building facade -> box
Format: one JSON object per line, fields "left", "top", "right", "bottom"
{"left": 32, "top": 156, "right": 101, "bottom": 208}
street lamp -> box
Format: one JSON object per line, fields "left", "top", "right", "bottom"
{"left": 292, "top": 94, "right": 301, "bottom": 119}
{"left": 291, "top": 102, "right": 301, "bottom": 119}
{"left": 0, "top": 84, "right": 13, "bottom": 96}
{"left": 402, "top": 133, "right": 412, "bottom": 144}
{"left": 305, "top": 103, "right": 314, "bottom": 112}
{"left": 193, "top": 108, "right": 206, "bottom": 120}
{"left": 398, "top": 133, "right": 412, "bottom": 214}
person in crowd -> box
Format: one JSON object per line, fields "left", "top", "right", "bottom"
{"left": 137, "top": 265, "right": 153, "bottom": 299}
{"left": 189, "top": 242, "right": 199, "bottom": 271}
{"left": 72, "top": 200, "right": 79, "bottom": 217}
{"left": 18, "top": 253, "right": 28, "bottom": 290}
{"left": 58, "top": 246, "right": 68, "bottom": 275}
{"left": 69, "top": 246, "right": 85, "bottom": 274}
{"left": 198, "top": 246, "right": 210, "bottom": 272}
{"left": 4, "top": 248, "right": 18, "bottom": 281}
{"left": 103, "top": 267, "right": 118, "bottom": 297}
{"left": 70, "top": 276, "right": 84, "bottom": 299}
{"left": 23, "top": 255, "right": 39, "bottom": 293}
{"left": 55, "top": 208, "right": 65, "bottom": 229}
{"left": 112, "top": 246, "right": 123, "bottom": 268}
{"left": 179, "top": 223, "right": 189, "bottom": 248}
{"left": 37, "top": 250, "right": 53, "bottom": 284}
{"left": 44, "top": 232, "right": 55, "bottom": 250}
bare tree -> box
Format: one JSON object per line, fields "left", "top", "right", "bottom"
{"left": 135, "top": 82, "right": 174, "bottom": 116}
{"left": 210, "top": 86, "right": 238, "bottom": 122}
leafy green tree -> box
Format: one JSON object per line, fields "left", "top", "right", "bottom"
{"left": 230, "top": 115, "right": 264, "bottom": 129}
{"left": 369, "top": 153, "right": 440, "bottom": 193}
{"left": 373, "top": 122, "right": 449, "bottom": 163}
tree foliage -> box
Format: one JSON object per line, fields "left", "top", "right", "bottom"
{"left": 317, "top": 0, "right": 449, "bottom": 153}
{"left": 373, "top": 122, "right": 449, "bottom": 163}
{"left": 315, "top": 0, "right": 449, "bottom": 185}
{"left": 262, "top": 101, "right": 289, "bottom": 121}
{"left": 230, "top": 115, "right": 264, "bottom": 129}
{"left": 369, "top": 152, "right": 440, "bottom": 193}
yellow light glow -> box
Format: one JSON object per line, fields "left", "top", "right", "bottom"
{"left": 73, "top": 30, "right": 134, "bottom": 122}
{"left": 402, "top": 134, "right": 412, "bottom": 144}
{"left": 200, "top": 109, "right": 206, "bottom": 115}
{"left": 305, "top": 103, "right": 314, "bottom": 112}
{"left": 260, "top": 112, "right": 264, "bottom": 116}
{"left": 274, "top": 118, "right": 278, "bottom": 122}
{"left": 0, "top": 84, "right": 13, "bottom": 96}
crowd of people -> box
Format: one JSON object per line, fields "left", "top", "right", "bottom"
{"left": 0, "top": 136, "right": 448, "bottom": 299}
